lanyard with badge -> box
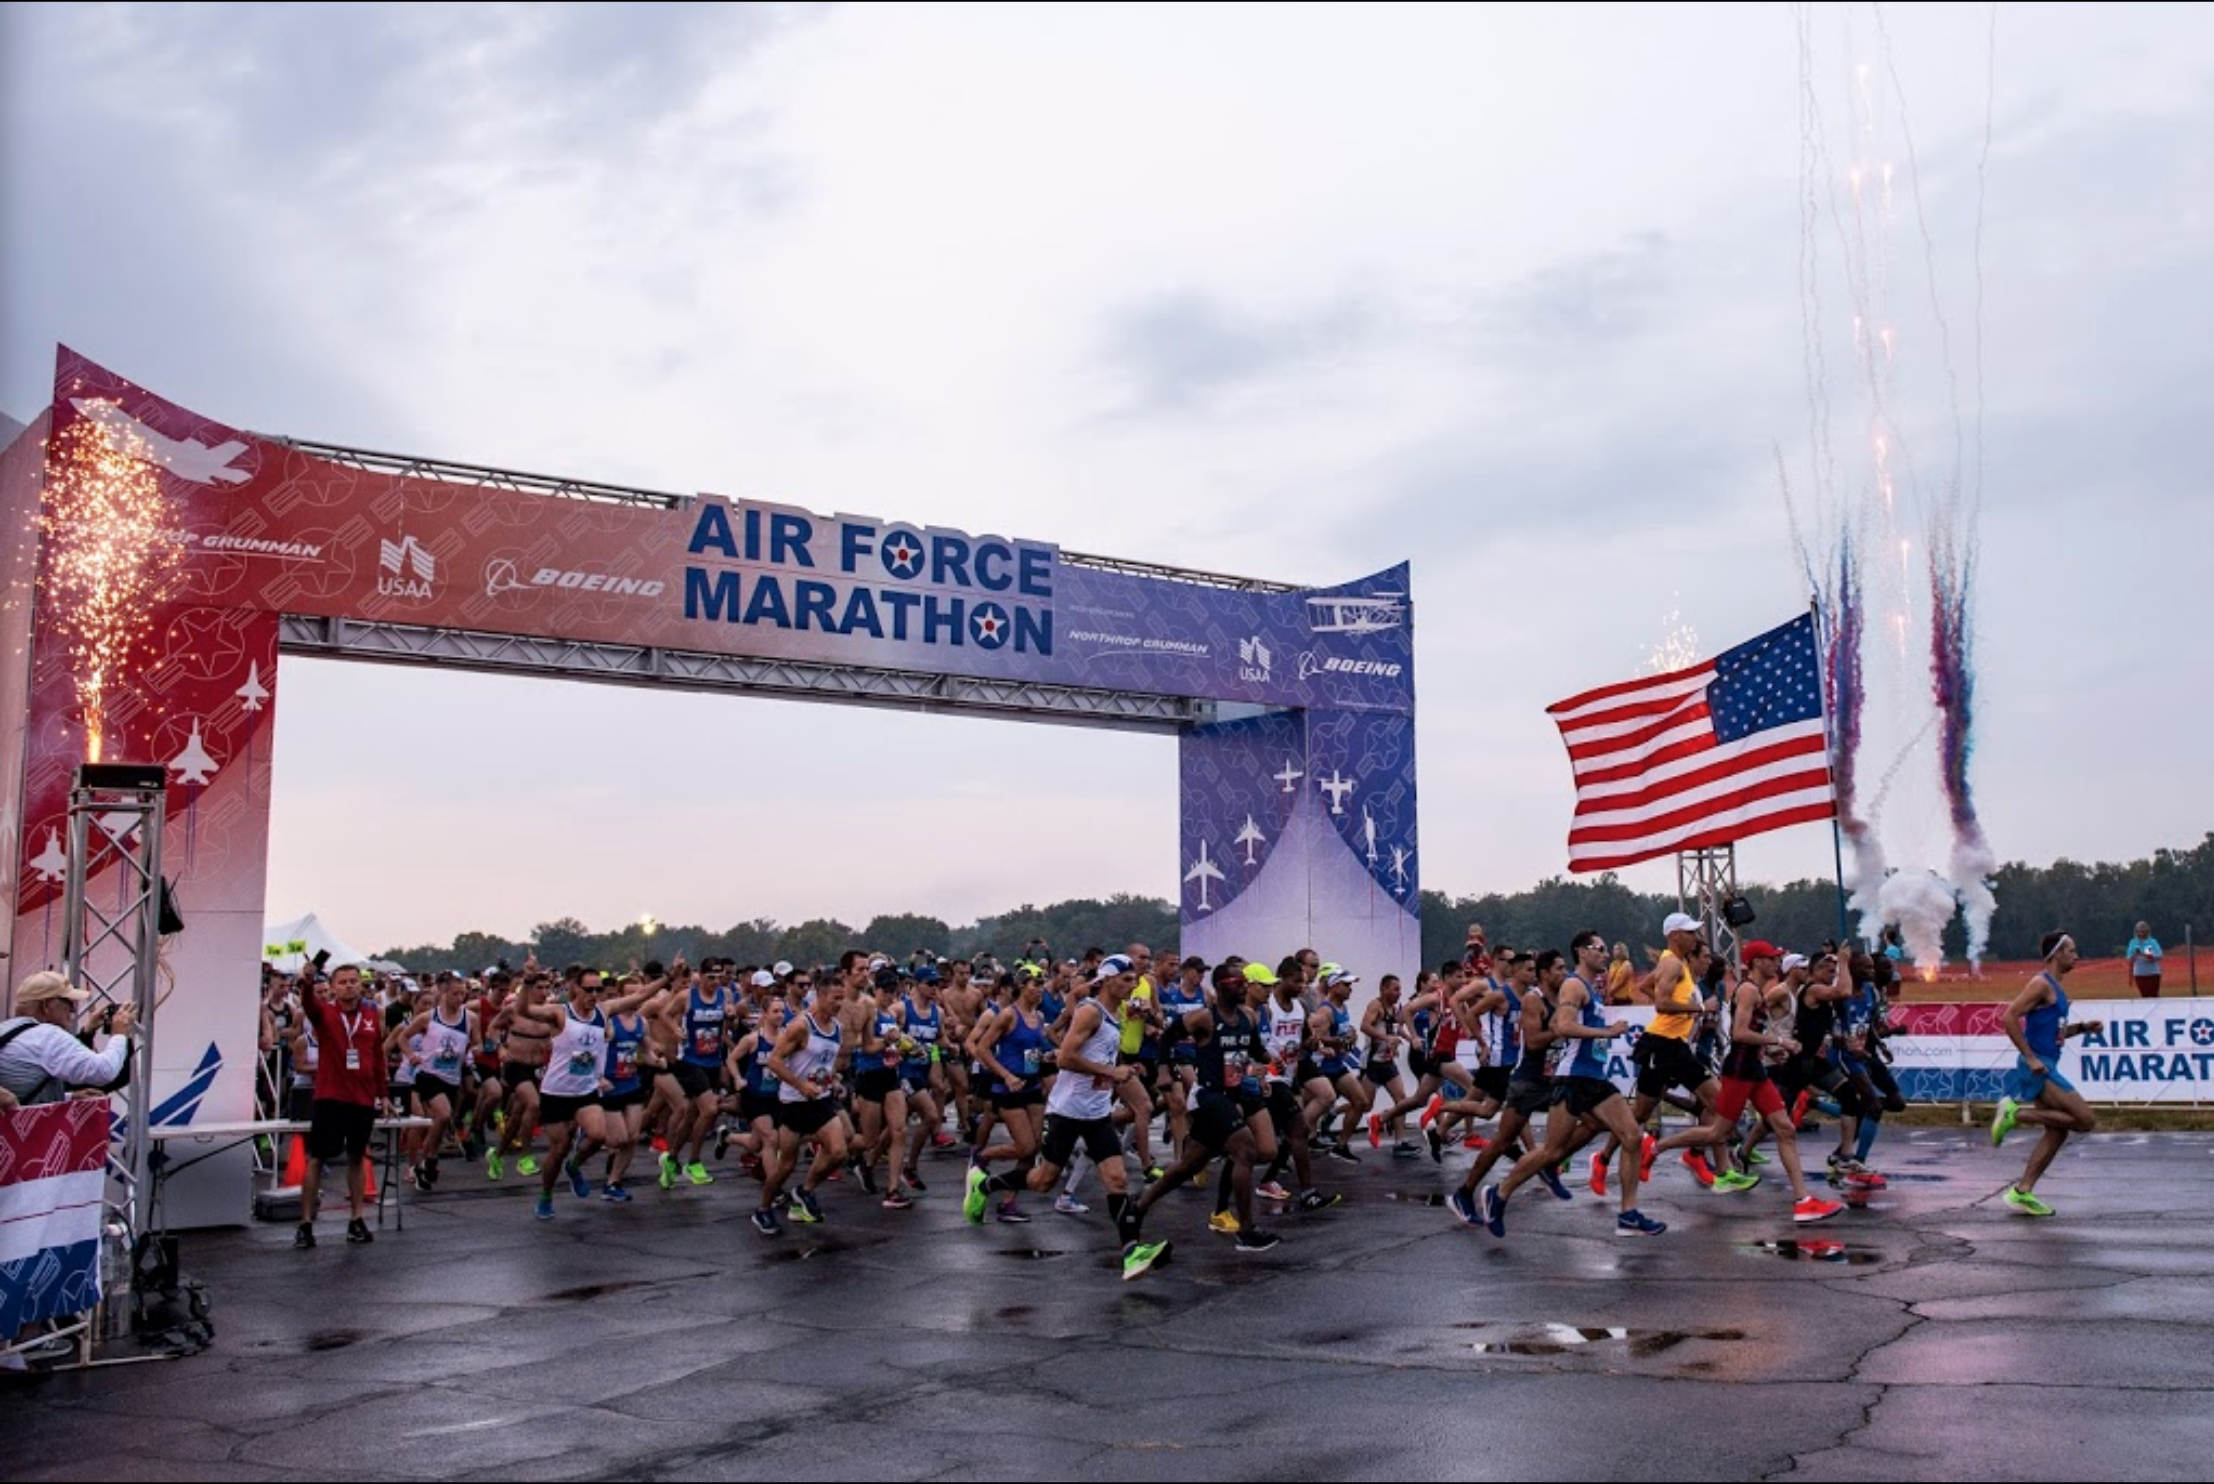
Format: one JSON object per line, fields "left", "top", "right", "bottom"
{"left": 340, "top": 1009, "right": 369, "bottom": 1071}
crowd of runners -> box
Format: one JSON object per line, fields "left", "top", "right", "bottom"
{"left": 262, "top": 915, "right": 2102, "bottom": 1277}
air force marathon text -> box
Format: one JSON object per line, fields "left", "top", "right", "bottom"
{"left": 681, "top": 505, "right": 1053, "bottom": 654}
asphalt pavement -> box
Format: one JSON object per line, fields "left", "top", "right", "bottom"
{"left": 5, "top": 1125, "right": 2211, "bottom": 1481}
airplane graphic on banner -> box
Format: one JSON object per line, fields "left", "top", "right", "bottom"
{"left": 168, "top": 721, "right": 219, "bottom": 786}
{"left": 1236, "top": 815, "right": 1267, "bottom": 867}
{"left": 1306, "top": 594, "right": 1404, "bottom": 635}
{"left": 28, "top": 830, "right": 69, "bottom": 884}
{"left": 1185, "top": 839, "right": 1226, "bottom": 911}
{"left": 235, "top": 662, "right": 270, "bottom": 712}
{"left": 1319, "top": 770, "right": 1354, "bottom": 816}
{"left": 70, "top": 398, "right": 252, "bottom": 485}
{"left": 1274, "top": 760, "right": 1303, "bottom": 794}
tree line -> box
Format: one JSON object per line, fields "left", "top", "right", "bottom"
{"left": 377, "top": 833, "right": 2214, "bottom": 974}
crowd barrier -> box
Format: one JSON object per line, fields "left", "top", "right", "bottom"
{"left": 1445, "top": 997, "right": 2214, "bottom": 1109}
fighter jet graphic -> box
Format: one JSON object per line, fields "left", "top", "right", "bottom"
{"left": 235, "top": 662, "right": 270, "bottom": 713}
{"left": 1274, "top": 759, "right": 1304, "bottom": 794}
{"left": 1389, "top": 845, "right": 1412, "bottom": 895}
{"left": 1185, "top": 839, "right": 1226, "bottom": 912}
{"left": 168, "top": 721, "right": 219, "bottom": 786}
{"left": 1235, "top": 815, "right": 1267, "bottom": 867}
{"left": 72, "top": 399, "right": 252, "bottom": 485}
{"left": 1318, "top": 769, "right": 1354, "bottom": 816}
{"left": 1362, "top": 807, "right": 1378, "bottom": 867}
{"left": 28, "top": 829, "right": 69, "bottom": 884}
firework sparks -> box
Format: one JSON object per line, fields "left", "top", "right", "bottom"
{"left": 1644, "top": 607, "right": 1701, "bottom": 674}
{"left": 38, "top": 406, "right": 185, "bottom": 762}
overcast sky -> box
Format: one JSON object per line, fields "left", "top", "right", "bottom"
{"left": 5, "top": 3, "right": 2208, "bottom": 948}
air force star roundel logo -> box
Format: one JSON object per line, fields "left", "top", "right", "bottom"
{"left": 880, "top": 529, "right": 927, "bottom": 581}
{"left": 970, "top": 602, "right": 1011, "bottom": 649}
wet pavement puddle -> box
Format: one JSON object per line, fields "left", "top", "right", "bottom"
{"left": 1457, "top": 1322, "right": 1749, "bottom": 1357}
{"left": 1747, "top": 1239, "right": 1884, "bottom": 1264}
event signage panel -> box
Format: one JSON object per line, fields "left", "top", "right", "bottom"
{"left": 46, "top": 351, "right": 1413, "bottom": 717}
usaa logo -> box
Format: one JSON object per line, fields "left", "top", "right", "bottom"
{"left": 1237, "top": 635, "right": 1272, "bottom": 684}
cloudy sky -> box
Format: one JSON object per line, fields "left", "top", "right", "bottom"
{"left": 5, "top": 3, "right": 2209, "bottom": 948}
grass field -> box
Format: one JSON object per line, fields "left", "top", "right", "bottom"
{"left": 1899, "top": 954, "right": 2206, "bottom": 1002}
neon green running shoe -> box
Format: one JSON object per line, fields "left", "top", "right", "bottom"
{"left": 515, "top": 1156, "right": 539, "bottom": 1177}
{"left": 2003, "top": 1185, "right": 2054, "bottom": 1218}
{"left": 1990, "top": 1097, "right": 2020, "bottom": 1148}
{"left": 685, "top": 1162, "right": 714, "bottom": 1186}
{"left": 1745, "top": 1149, "right": 1772, "bottom": 1166}
{"left": 1712, "top": 1171, "right": 1762, "bottom": 1194}
{"left": 963, "top": 1166, "right": 990, "bottom": 1225}
{"left": 485, "top": 1149, "right": 504, "bottom": 1181}
{"left": 1121, "top": 1239, "right": 1172, "bottom": 1282}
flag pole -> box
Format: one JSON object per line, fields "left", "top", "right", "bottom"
{"left": 1811, "top": 594, "right": 1850, "bottom": 943}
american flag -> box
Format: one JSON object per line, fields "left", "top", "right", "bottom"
{"left": 1547, "top": 613, "right": 1836, "bottom": 872}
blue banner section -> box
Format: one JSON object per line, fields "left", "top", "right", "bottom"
{"left": 1178, "top": 711, "right": 1307, "bottom": 920}
{"left": 1179, "top": 709, "right": 1422, "bottom": 993}
{"left": 679, "top": 498, "right": 1413, "bottom": 712}
{"left": 0, "top": 1237, "right": 99, "bottom": 1334}
{"left": 1306, "top": 709, "right": 1419, "bottom": 904}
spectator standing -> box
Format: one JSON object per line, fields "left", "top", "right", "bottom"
{"left": 0, "top": 972, "right": 136, "bottom": 1110}
{"left": 2125, "top": 923, "right": 2163, "bottom": 998}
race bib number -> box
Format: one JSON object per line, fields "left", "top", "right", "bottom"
{"left": 344, "top": 1049, "right": 361, "bottom": 1071}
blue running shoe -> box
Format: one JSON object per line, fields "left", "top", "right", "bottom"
{"left": 601, "top": 1182, "right": 633, "bottom": 1203}
{"left": 1535, "top": 1165, "right": 1573, "bottom": 1202}
{"left": 1481, "top": 1183, "right": 1506, "bottom": 1238}
{"left": 566, "top": 1158, "right": 590, "bottom": 1200}
{"left": 534, "top": 1196, "right": 555, "bottom": 1221}
{"left": 1447, "top": 1188, "right": 1480, "bottom": 1227}
{"left": 1615, "top": 1208, "right": 1667, "bottom": 1237}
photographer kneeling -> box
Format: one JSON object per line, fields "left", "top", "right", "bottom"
{"left": 0, "top": 972, "right": 136, "bottom": 1110}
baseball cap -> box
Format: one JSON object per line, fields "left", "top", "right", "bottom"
{"left": 1242, "top": 963, "right": 1279, "bottom": 987}
{"left": 1740, "top": 940, "right": 1783, "bottom": 963}
{"left": 1662, "top": 912, "right": 1703, "bottom": 937}
{"left": 14, "top": 972, "right": 89, "bottom": 1007}
{"left": 1781, "top": 953, "right": 1810, "bottom": 974}
{"left": 1322, "top": 968, "right": 1360, "bottom": 989}
{"left": 772, "top": 960, "right": 794, "bottom": 979}
{"left": 750, "top": 970, "right": 776, "bottom": 988}
{"left": 1093, "top": 954, "right": 1134, "bottom": 983}
{"left": 1180, "top": 955, "right": 1207, "bottom": 971}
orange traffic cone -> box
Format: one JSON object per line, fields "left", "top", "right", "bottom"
{"left": 282, "top": 1135, "right": 308, "bottom": 1187}
{"left": 359, "top": 1154, "right": 377, "bottom": 1202}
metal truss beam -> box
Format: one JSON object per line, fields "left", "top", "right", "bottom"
{"left": 278, "top": 615, "right": 1218, "bottom": 733}
{"left": 256, "top": 437, "right": 1301, "bottom": 593}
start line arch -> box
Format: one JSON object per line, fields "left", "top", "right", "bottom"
{"left": 0, "top": 348, "right": 1419, "bottom": 1223}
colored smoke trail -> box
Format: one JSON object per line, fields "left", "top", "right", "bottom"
{"left": 1786, "top": 4, "right": 1999, "bottom": 976}
{"left": 39, "top": 407, "right": 184, "bottom": 763}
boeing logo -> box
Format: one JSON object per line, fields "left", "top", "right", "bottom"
{"left": 377, "top": 534, "right": 437, "bottom": 600}
{"left": 1237, "top": 635, "right": 1272, "bottom": 684}
{"left": 486, "top": 559, "right": 666, "bottom": 599}
{"left": 1297, "top": 652, "right": 1404, "bottom": 680}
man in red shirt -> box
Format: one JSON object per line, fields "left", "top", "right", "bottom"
{"left": 297, "top": 964, "right": 387, "bottom": 1248}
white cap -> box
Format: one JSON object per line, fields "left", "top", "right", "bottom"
{"left": 750, "top": 970, "right": 775, "bottom": 988}
{"left": 1323, "top": 969, "right": 1360, "bottom": 989}
{"left": 1662, "top": 912, "right": 1703, "bottom": 937}
{"left": 1781, "top": 953, "right": 1810, "bottom": 974}
{"left": 772, "top": 961, "right": 794, "bottom": 979}
{"left": 1092, "top": 953, "right": 1134, "bottom": 984}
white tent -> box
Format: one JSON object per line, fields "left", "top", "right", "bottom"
{"left": 262, "top": 912, "right": 403, "bottom": 975}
